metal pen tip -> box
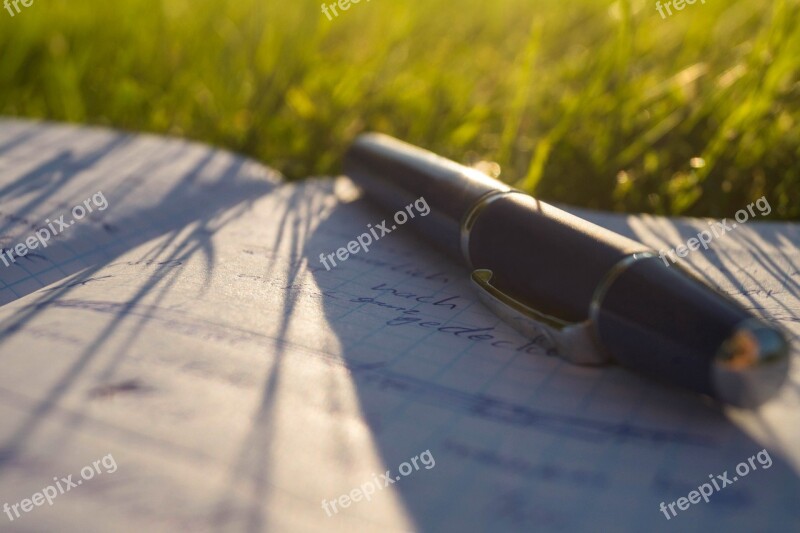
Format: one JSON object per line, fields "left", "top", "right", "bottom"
{"left": 712, "top": 319, "right": 791, "bottom": 408}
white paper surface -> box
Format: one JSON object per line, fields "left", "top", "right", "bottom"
{"left": 0, "top": 119, "right": 798, "bottom": 532}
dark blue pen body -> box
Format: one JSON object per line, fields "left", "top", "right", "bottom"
{"left": 343, "top": 133, "right": 789, "bottom": 406}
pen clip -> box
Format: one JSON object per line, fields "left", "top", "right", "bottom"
{"left": 471, "top": 269, "right": 610, "bottom": 366}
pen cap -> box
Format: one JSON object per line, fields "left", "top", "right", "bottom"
{"left": 344, "top": 133, "right": 502, "bottom": 258}
{"left": 467, "top": 194, "right": 648, "bottom": 323}
{"left": 592, "top": 257, "right": 790, "bottom": 407}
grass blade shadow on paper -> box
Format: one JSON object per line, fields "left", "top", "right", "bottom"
{"left": 0, "top": 119, "right": 278, "bottom": 469}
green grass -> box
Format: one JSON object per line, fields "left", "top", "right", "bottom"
{"left": 1, "top": 0, "right": 799, "bottom": 218}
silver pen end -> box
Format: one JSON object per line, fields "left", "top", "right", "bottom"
{"left": 712, "top": 320, "right": 791, "bottom": 408}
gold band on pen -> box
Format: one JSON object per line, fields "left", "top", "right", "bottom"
{"left": 588, "top": 252, "right": 657, "bottom": 325}
{"left": 460, "top": 189, "right": 526, "bottom": 270}
{"left": 460, "top": 189, "right": 612, "bottom": 365}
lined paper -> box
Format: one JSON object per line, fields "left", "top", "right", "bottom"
{"left": 0, "top": 119, "right": 798, "bottom": 532}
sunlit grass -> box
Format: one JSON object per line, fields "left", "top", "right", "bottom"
{"left": 1, "top": 0, "right": 798, "bottom": 218}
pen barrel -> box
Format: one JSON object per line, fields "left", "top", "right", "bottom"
{"left": 593, "top": 257, "right": 790, "bottom": 405}
{"left": 344, "top": 133, "right": 503, "bottom": 258}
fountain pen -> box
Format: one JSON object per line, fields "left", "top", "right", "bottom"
{"left": 343, "top": 133, "right": 791, "bottom": 408}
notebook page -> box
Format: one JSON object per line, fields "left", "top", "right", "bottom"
{"left": 0, "top": 119, "right": 279, "bottom": 308}
{"left": 0, "top": 119, "right": 798, "bottom": 532}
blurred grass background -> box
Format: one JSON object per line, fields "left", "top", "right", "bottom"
{"left": 1, "top": 0, "right": 798, "bottom": 218}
